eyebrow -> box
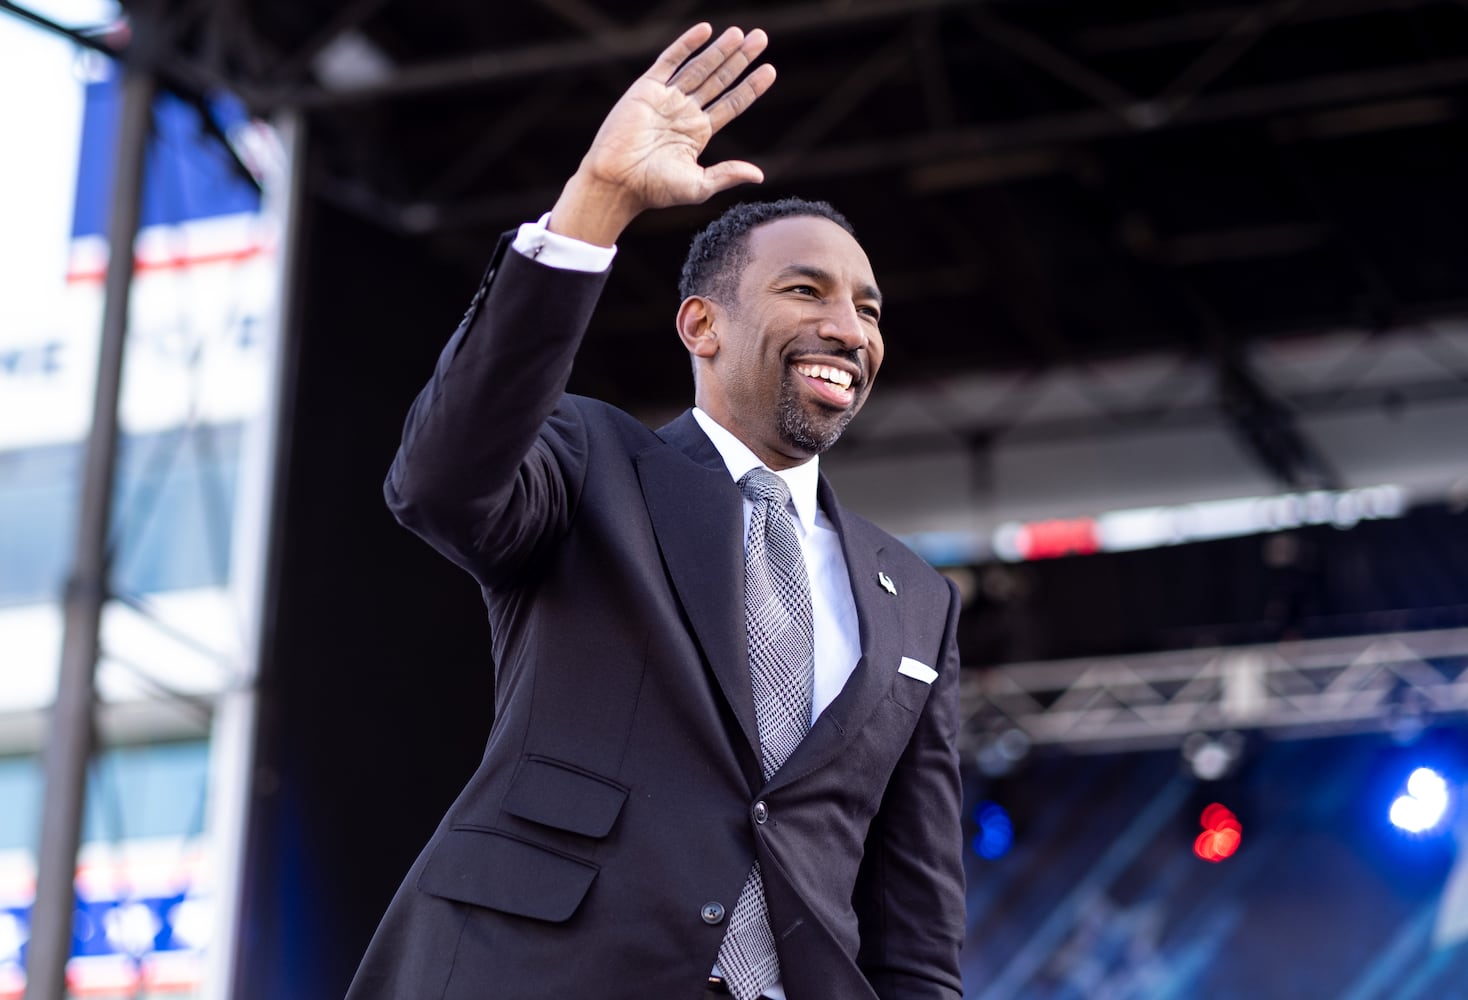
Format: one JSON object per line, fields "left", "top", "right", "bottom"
{"left": 774, "top": 264, "right": 883, "bottom": 308}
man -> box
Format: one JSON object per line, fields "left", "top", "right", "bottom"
{"left": 348, "top": 24, "right": 965, "bottom": 1000}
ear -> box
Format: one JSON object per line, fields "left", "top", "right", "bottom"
{"left": 676, "top": 296, "right": 720, "bottom": 359}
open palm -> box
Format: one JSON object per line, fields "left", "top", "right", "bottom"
{"left": 555, "top": 24, "right": 776, "bottom": 243}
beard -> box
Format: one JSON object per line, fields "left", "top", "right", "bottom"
{"left": 776, "top": 365, "right": 860, "bottom": 456}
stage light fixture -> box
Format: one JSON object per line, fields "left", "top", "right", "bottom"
{"left": 1194, "top": 802, "right": 1243, "bottom": 862}
{"left": 1183, "top": 731, "right": 1243, "bottom": 781}
{"left": 1390, "top": 767, "right": 1451, "bottom": 834}
{"left": 974, "top": 726, "right": 1031, "bottom": 778}
{"left": 972, "top": 801, "right": 1014, "bottom": 860}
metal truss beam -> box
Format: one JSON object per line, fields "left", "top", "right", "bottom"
{"left": 366, "top": 52, "right": 1468, "bottom": 237}
{"left": 0, "top": 0, "right": 113, "bottom": 54}
{"left": 270, "top": 0, "right": 396, "bottom": 83}
{"left": 839, "top": 322, "right": 1468, "bottom": 458}
{"left": 1215, "top": 349, "right": 1342, "bottom": 491}
{"left": 960, "top": 627, "right": 1468, "bottom": 754}
{"left": 276, "top": 0, "right": 979, "bottom": 110}
{"left": 840, "top": 372, "right": 1468, "bottom": 461}
{"left": 764, "top": 58, "right": 1468, "bottom": 183}
{"left": 1074, "top": 0, "right": 1439, "bottom": 53}
{"left": 247, "top": 0, "right": 1439, "bottom": 112}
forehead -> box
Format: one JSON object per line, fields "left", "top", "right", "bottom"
{"left": 740, "top": 215, "right": 877, "bottom": 288}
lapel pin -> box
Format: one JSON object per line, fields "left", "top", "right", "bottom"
{"left": 877, "top": 571, "right": 897, "bottom": 596}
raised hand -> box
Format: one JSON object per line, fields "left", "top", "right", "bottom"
{"left": 549, "top": 24, "right": 776, "bottom": 247}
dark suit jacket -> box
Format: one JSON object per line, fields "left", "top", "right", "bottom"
{"left": 347, "top": 236, "right": 966, "bottom": 1000}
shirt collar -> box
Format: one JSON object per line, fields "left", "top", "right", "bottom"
{"left": 691, "top": 407, "right": 820, "bottom": 532}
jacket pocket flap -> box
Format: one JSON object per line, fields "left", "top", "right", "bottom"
{"left": 418, "top": 827, "right": 597, "bottom": 923}
{"left": 502, "top": 756, "right": 629, "bottom": 838}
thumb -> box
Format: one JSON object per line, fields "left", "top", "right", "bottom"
{"left": 700, "top": 160, "right": 766, "bottom": 199}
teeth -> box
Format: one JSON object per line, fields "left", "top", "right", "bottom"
{"left": 796, "top": 363, "right": 853, "bottom": 390}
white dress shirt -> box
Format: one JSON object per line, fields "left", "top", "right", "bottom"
{"left": 511, "top": 212, "right": 617, "bottom": 270}
{"left": 690, "top": 409, "right": 862, "bottom": 723}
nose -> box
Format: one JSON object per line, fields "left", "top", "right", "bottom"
{"left": 818, "top": 300, "right": 868, "bottom": 351}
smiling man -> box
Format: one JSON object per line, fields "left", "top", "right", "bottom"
{"left": 348, "top": 24, "right": 965, "bottom": 1000}
{"left": 677, "top": 205, "right": 884, "bottom": 470}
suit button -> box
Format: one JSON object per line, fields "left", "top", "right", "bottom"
{"left": 753, "top": 800, "right": 769, "bottom": 824}
{"left": 701, "top": 901, "right": 726, "bottom": 924}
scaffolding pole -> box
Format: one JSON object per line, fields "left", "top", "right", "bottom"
{"left": 26, "top": 63, "right": 155, "bottom": 1000}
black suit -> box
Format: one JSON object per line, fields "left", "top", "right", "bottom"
{"left": 347, "top": 235, "right": 966, "bottom": 1000}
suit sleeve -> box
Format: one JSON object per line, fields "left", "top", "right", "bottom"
{"left": 384, "top": 237, "right": 612, "bottom": 587}
{"left": 854, "top": 577, "right": 967, "bottom": 999}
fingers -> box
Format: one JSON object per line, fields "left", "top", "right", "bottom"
{"left": 686, "top": 28, "right": 769, "bottom": 108}
{"left": 647, "top": 24, "right": 776, "bottom": 133}
{"left": 645, "top": 22, "right": 715, "bottom": 84}
{"left": 665, "top": 25, "right": 746, "bottom": 91}
{"left": 706, "top": 62, "right": 776, "bottom": 135}
{"left": 658, "top": 25, "right": 771, "bottom": 101}
{"left": 621, "top": 24, "right": 775, "bottom": 206}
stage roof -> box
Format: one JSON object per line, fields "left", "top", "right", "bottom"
{"left": 133, "top": 0, "right": 1468, "bottom": 418}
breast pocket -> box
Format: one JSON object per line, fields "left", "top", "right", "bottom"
{"left": 891, "top": 657, "right": 937, "bottom": 713}
{"left": 500, "top": 755, "right": 628, "bottom": 837}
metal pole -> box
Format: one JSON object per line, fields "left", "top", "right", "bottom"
{"left": 201, "top": 108, "right": 308, "bottom": 1000}
{"left": 25, "top": 62, "right": 155, "bottom": 1000}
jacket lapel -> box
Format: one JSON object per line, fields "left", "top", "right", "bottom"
{"left": 638, "top": 414, "right": 907, "bottom": 790}
{"left": 637, "top": 412, "right": 762, "bottom": 761}
{"left": 765, "top": 475, "right": 904, "bottom": 792}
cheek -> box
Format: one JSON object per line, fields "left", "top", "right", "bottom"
{"left": 724, "top": 357, "right": 773, "bottom": 402}
{"left": 866, "top": 338, "right": 885, "bottom": 377}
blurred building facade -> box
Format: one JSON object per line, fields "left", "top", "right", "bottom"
{"left": 0, "top": 15, "right": 278, "bottom": 995}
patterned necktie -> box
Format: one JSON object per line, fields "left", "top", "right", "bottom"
{"left": 717, "top": 468, "right": 815, "bottom": 1000}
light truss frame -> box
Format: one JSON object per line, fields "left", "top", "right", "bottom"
{"left": 960, "top": 627, "right": 1468, "bottom": 754}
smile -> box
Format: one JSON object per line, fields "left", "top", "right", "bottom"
{"left": 791, "top": 359, "right": 859, "bottom": 407}
{"left": 792, "top": 361, "right": 854, "bottom": 390}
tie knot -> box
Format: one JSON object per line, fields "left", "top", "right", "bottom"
{"left": 738, "top": 468, "right": 792, "bottom": 509}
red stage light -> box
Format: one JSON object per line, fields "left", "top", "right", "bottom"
{"left": 1194, "top": 803, "right": 1242, "bottom": 862}
{"left": 1016, "top": 518, "right": 1101, "bottom": 560}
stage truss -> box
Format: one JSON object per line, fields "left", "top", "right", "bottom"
{"left": 959, "top": 627, "right": 1468, "bottom": 756}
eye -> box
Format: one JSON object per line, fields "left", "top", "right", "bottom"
{"left": 858, "top": 304, "right": 881, "bottom": 322}
{"left": 785, "top": 284, "right": 819, "bottom": 297}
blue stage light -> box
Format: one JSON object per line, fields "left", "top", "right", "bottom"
{"left": 1389, "top": 767, "right": 1451, "bottom": 834}
{"left": 972, "top": 801, "right": 1014, "bottom": 860}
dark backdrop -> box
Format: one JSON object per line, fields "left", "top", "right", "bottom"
{"left": 237, "top": 198, "right": 498, "bottom": 1000}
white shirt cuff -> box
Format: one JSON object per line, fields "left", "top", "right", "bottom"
{"left": 511, "top": 212, "right": 617, "bottom": 273}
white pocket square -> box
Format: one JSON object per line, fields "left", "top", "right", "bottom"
{"left": 897, "top": 657, "right": 938, "bottom": 685}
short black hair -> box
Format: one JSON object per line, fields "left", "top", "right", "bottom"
{"left": 678, "top": 197, "right": 855, "bottom": 303}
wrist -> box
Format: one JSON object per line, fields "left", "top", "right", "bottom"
{"left": 547, "top": 170, "right": 643, "bottom": 248}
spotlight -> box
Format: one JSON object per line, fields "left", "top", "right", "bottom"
{"left": 1194, "top": 803, "right": 1243, "bottom": 862}
{"left": 974, "top": 727, "right": 1031, "bottom": 778}
{"left": 972, "top": 801, "right": 1014, "bottom": 860}
{"left": 1183, "top": 731, "right": 1243, "bottom": 781}
{"left": 1390, "top": 767, "right": 1451, "bottom": 834}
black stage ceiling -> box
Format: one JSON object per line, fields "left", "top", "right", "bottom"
{"left": 137, "top": 0, "right": 1468, "bottom": 414}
